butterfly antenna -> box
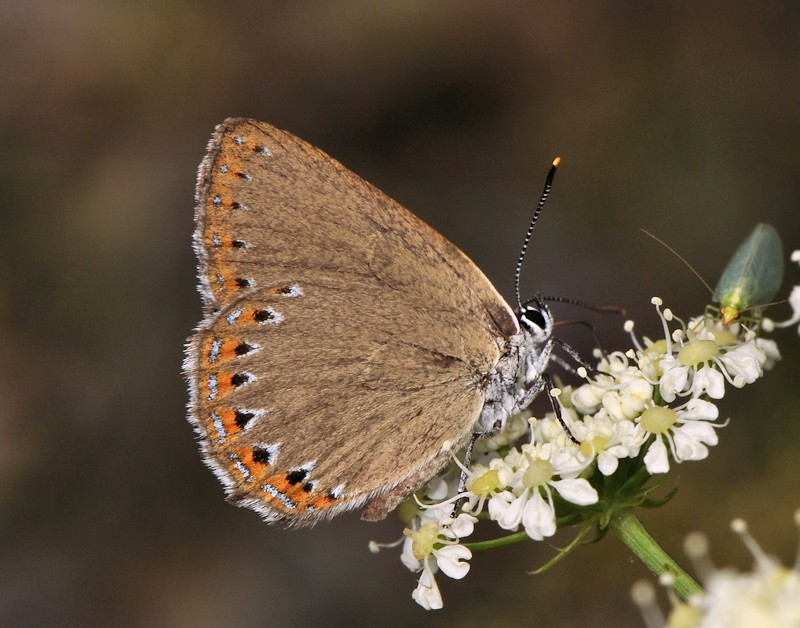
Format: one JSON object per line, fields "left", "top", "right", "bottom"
{"left": 515, "top": 157, "right": 560, "bottom": 311}
{"left": 537, "top": 295, "right": 626, "bottom": 316}
{"left": 640, "top": 228, "right": 714, "bottom": 295}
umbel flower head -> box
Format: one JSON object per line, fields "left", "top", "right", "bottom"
{"left": 372, "top": 293, "right": 787, "bottom": 610}
{"left": 632, "top": 510, "right": 800, "bottom": 627}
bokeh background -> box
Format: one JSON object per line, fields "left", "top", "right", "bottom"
{"left": 2, "top": 2, "right": 799, "bottom": 626}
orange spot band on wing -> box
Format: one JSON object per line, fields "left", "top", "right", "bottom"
{"left": 261, "top": 473, "right": 339, "bottom": 514}
{"left": 207, "top": 194, "right": 238, "bottom": 210}
{"left": 205, "top": 371, "right": 252, "bottom": 401}
{"left": 207, "top": 407, "right": 245, "bottom": 441}
{"left": 223, "top": 445, "right": 275, "bottom": 483}
{"left": 202, "top": 338, "right": 252, "bottom": 366}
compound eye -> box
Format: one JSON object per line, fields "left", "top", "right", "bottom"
{"left": 520, "top": 307, "right": 546, "bottom": 331}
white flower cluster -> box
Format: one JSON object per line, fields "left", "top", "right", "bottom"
{"left": 764, "top": 249, "right": 800, "bottom": 334}
{"left": 633, "top": 512, "right": 800, "bottom": 627}
{"left": 379, "top": 298, "right": 784, "bottom": 610}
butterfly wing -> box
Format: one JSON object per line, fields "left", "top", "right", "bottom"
{"left": 185, "top": 118, "right": 519, "bottom": 526}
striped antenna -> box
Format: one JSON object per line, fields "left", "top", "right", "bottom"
{"left": 515, "top": 157, "right": 560, "bottom": 312}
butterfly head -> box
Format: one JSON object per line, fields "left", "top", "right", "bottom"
{"left": 517, "top": 296, "right": 553, "bottom": 344}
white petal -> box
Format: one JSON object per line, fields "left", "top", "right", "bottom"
{"left": 489, "top": 491, "right": 525, "bottom": 531}
{"left": 448, "top": 514, "right": 477, "bottom": 539}
{"left": 551, "top": 447, "right": 593, "bottom": 477}
{"left": 620, "top": 378, "right": 654, "bottom": 416}
{"left": 411, "top": 565, "right": 443, "bottom": 610}
{"left": 550, "top": 478, "right": 599, "bottom": 506}
{"left": 755, "top": 338, "right": 781, "bottom": 369}
{"left": 434, "top": 544, "right": 472, "bottom": 580}
{"left": 683, "top": 420, "right": 719, "bottom": 446}
{"left": 597, "top": 451, "right": 621, "bottom": 476}
{"left": 571, "top": 384, "right": 604, "bottom": 414}
{"left": 425, "top": 477, "right": 449, "bottom": 500}
{"left": 672, "top": 433, "right": 707, "bottom": 462}
{"left": 694, "top": 366, "right": 725, "bottom": 399}
{"left": 769, "top": 286, "right": 800, "bottom": 329}
{"left": 418, "top": 503, "right": 452, "bottom": 527}
{"left": 644, "top": 437, "right": 670, "bottom": 474}
{"left": 659, "top": 362, "right": 689, "bottom": 403}
{"left": 672, "top": 422, "right": 718, "bottom": 462}
{"left": 521, "top": 490, "right": 556, "bottom": 540}
{"left": 720, "top": 343, "right": 765, "bottom": 384}
{"left": 681, "top": 398, "right": 720, "bottom": 421}
{"left": 602, "top": 391, "right": 627, "bottom": 422}
{"left": 788, "top": 284, "right": 800, "bottom": 312}
{"left": 400, "top": 536, "right": 422, "bottom": 572}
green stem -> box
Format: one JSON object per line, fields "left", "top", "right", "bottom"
{"left": 465, "top": 531, "right": 529, "bottom": 552}
{"left": 608, "top": 507, "right": 704, "bottom": 602}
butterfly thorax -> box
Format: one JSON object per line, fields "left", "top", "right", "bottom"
{"left": 476, "top": 302, "right": 554, "bottom": 434}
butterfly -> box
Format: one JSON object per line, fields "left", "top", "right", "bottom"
{"left": 184, "top": 118, "right": 558, "bottom": 526}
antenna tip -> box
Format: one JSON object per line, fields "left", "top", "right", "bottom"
{"left": 552, "top": 157, "right": 561, "bottom": 167}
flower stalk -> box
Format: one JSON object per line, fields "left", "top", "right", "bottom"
{"left": 608, "top": 507, "right": 703, "bottom": 601}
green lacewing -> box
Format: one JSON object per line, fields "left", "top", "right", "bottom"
{"left": 713, "top": 223, "right": 784, "bottom": 325}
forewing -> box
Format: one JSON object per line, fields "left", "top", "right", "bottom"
{"left": 186, "top": 118, "right": 518, "bottom": 525}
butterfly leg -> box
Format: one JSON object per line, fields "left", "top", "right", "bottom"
{"left": 448, "top": 433, "right": 481, "bottom": 518}
{"left": 542, "top": 373, "right": 579, "bottom": 444}
{"left": 552, "top": 337, "right": 597, "bottom": 375}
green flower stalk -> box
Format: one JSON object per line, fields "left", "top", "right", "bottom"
{"left": 632, "top": 512, "right": 800, "bottom": 627}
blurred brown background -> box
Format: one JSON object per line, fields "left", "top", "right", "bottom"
{"left": 1, "top": 2, "right": 799, "bottom": 626}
